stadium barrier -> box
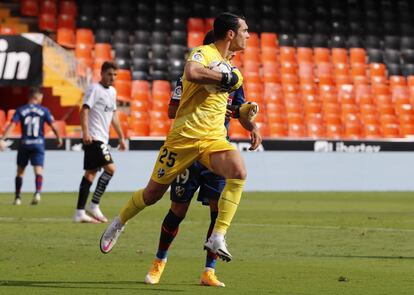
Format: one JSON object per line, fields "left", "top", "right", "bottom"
{"left": 1, "top": 138, "right": 414, "bottom": 192}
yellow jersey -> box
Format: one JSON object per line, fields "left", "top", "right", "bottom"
{"left": 166, "top": 44, "right": 241, "bottom": 141}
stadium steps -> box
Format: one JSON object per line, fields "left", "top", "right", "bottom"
{"left": 43, "top": 45, "right": 83, "bottom": 107}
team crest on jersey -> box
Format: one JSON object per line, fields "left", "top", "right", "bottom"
{"left": 105, "top": 155, "right": 111, "bottom": 161}
{"left": 191, "top": 51, "right": 204, "bottom": 63}
{"left": 157, "top": 168, "right": 166, "bottom": 178}
{"left": 175, "top": 186, "right": 185, "bottom": 197}
{"left": 173, "top": 85, "right": 182, "bottom": 97}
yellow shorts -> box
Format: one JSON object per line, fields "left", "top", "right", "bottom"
{"left": 150, "top": 137, "right": 236, "bottom": 184}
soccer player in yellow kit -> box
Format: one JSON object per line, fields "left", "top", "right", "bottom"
{"left": 100, "top": 12, "right": 250, "bottom": 262}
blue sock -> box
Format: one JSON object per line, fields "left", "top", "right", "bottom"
{"left": 205, "top": 254, "right": 218, "bottom": 269}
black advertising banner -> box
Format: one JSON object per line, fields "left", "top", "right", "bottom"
{"left": 2, "top": 138, "right": 414, "bottom": 152}
{"left": 0, "top": 35, "right": 43, "bottom": 87}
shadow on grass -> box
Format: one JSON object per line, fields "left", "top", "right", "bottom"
{"left": 0, "top": 280, "right": 185, "bottom": 292}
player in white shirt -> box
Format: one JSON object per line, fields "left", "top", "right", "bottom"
{"left": 74, "top": 61, "right": 127, "bottom": 223}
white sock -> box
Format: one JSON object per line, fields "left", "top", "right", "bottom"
{"left": 76, "top": 209, "right": 86, "bottom": 216}
{"left": 90, "top": 202, "right": 99, "bottom": 210}
{"left": 210, "top": 232, "right": 224, "bottom": 240}
{"left": 205, "top": 267, "right": 215, "bottom": 272}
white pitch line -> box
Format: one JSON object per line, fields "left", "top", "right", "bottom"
{"left": 0, "top": 216, "right": 414, "bottom": 233}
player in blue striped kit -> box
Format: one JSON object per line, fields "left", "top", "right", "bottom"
{"left": 0, "top": 87, "right": 62, "bottom": 205}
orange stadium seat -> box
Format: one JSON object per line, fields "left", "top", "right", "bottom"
{"left": 57, "top": 28, "right": 75, "bottom": 48}
{"left": 205, "top": 18, "right": 214, "bottom": 32}
{"left": 152, "top": 80, "right": 171, "bottom": 94}
{"left": 59, "top": 0, "right": 77, "bottom": 17}
{"left": 344, "top": 122, "right": 361, "bottom": 139}
{"left": 187, "top": 18, "right": 205, "bottom": 32}
{"left": 40, "top": 0, "right": 57, "bottom": 15}
{"left": 261, "top": 47, "right": 278, "bottom": 63}
{"left": 307, "top": 122, "right": 325, "bottom": 138}
{"left": 116, "top": 69, "right": 132, "bottom": 81}
{"left": 150, "top": 121, "right": 170, "bottom": 137}
{"left": 114, "top": 80, "right": 131, "bottom": 102}
{"left": 130, "top": 99, "right": 149, "bottom": 112}
{"left": 260, "top": 33, "right": 278, "bottom": 49}
{"left": 332, "top": 48, "right": 348, "bottom": 64}
{"left": 369, "top": 63, "right": 386, "bottom": 77}
{"left": 152, "top": 99, "right": 169, "bottom": 113}
{"left": 269, "top": 122, "right": 288, "bottom": 137}
{"left": 45, "top": 120, "right": 67, "bottom": 138}
{"left": 246, "top": 33, "right": 259, "bottom": 48}
{"left": 363, "top": 124, "right": 381, "bottom": 139}
{"left": 351, "top": 63, "right": 367, "bottom": 77}
{"left": 75, "top": 43, "right": 92, "bottom": 58}
{"left": 243, "top": 47, "right": 261, "bottom": 62}
{"left": 95, "top": 43, "right": 112, "bottom": 60}
{"left": 297, "top": 48, "right": 313, "bottom": 63}
{"left": 326, "top": 123, "right": 342, "bottom": 139}
{"left": 187, "top": 31, "right": 204, "bottom": 48}
{"left": 262, "top": 62, "right": 279, "bottom": 83}
{"left": 57, "top": 13, "right": 75, "bottom": 29}
{"left": 39, "top": 13, "right": 56, "bottom": 32}
{"left": 382, "top": 124, "right": 400, "bottom": 138}
{"left": 128, "top": 121, "right": 150, "bottom": 137}
{"left": 76, "top": 29, "right": 94, "bottom": 48}
{"left": 279, "top": 47, "right": 296, "bottom": 63}
{"left": 350, "top": 48, "right": 366, "bottom": 65}
{"left": 288, "top": 123, "right": 306, "bottom": 138}
{"left": 229, "top": 120, "right": 249, "bottom": 139}
{"left": 314, "top": 48, "right": 330, "bottom": 63}
{"left": 400, "top": 124, "right": 414, "bottom": 136}
{"left": 0, "top": 26, "right": 17, "bottom": 35}
{"left": 21, "top": 0, "right": 39, "bottom": 16}
{"left": 131, "top": 80, "right": 150, "bottom": 101}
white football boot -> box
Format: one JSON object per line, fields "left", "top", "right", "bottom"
{"left": 13, "top": 197, "right": 22, "bottom": 205}
{"left": 99, "top": 216, "right": 125, "bottom": 254}
{"left": 31, "top": 193, "right": 41, "bottom": 205}
{"left": 204, "top": 233, "right": 232, "bottom": 262}
{"left": 87, "top": 205, "right": 108, "bottom": 223}
{"left": 73, "top": 210, "right": 100, "bottom": 223}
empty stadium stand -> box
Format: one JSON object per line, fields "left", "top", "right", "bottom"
{"left": 2, "top": 0, "right": 414, "bottom": 139}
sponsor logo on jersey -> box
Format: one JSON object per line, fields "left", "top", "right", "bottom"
{"left": 157, "top": 168, "right": 166, "bottom": 178}
{"left": 175, "top": 186, "right": 185, "bottom": 197}
{"left": 104, "top": 105, "right": 115, "bottom": 112}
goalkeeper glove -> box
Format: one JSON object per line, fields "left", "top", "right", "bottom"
{"left": 227, "top": 102, "right": 259, "bottom": 122}
{"left": 219, "top": 69, "right": 243, "bottom": 92}
{"left": 239, "top": 102, "right": 259, "bottom": 122}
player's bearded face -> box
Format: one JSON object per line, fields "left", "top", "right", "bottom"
{"left": 230, "top": 19, "right": 249, "bottom": 51}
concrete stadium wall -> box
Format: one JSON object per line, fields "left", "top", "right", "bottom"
{"left": 0, "top": 151, "right": 413, "bottom": 192}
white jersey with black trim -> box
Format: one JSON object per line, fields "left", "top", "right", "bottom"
{"left": 83, "top": 83, "right": 117, "bottom": 144}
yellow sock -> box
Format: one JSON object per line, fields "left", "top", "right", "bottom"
{"left": 214, "top": 179, "right": 245, "bottom": 234}
{"left": 119, "top": 189, "right": 147, "bottom": 224}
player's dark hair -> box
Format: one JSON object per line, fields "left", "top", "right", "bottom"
{"left": 101, "top": 61, "right": 117, "bottom": 73}
{"left": 214, "top": 12, "right": 245, "bottom": 40}
{"left": 203, "top": 30, "right": 215, "bottom": 45}
{"left": 29, "top": 87, "right": 42, "bottom": 98}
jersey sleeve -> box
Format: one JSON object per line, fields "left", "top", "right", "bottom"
{"left": 187, "top": 46, "right": 209, "bottom": 67}
{"left": 11, "top": 109, "right": 21, "bottom": 123}
{"left": 232, "top": 86, "right": 246, "bottom": 106}
{"left": 82, "top": 85, "right": 96, "bottom": 108}
{"left": 44, "top": 108, "right": 55, "bottom": 125}
{"left": 169, "top": 75, "right": 183, "bottom": 106}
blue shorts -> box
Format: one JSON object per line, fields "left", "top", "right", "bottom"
{"left": 17, "top": 144, "right": 45, "bottom": 167}
{"left": 170, "top": 161, "right": 225, "bottom": 205}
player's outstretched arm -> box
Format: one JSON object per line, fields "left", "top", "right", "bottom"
{"left": 239, "top": 118, "right": 262, "bottom": 151}
{"left": 111, "top": 111, "right": 126, "bottom": 151}
{"left": 50, "top": 122, "right": 63, "bottom": 147}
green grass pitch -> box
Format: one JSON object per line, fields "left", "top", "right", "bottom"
{"left": 1, "top": 192, "right": 414, "bottom": 295}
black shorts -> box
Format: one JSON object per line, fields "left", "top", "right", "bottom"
{"left": 83, "top": 140, "right": 114, "bottom": 170}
